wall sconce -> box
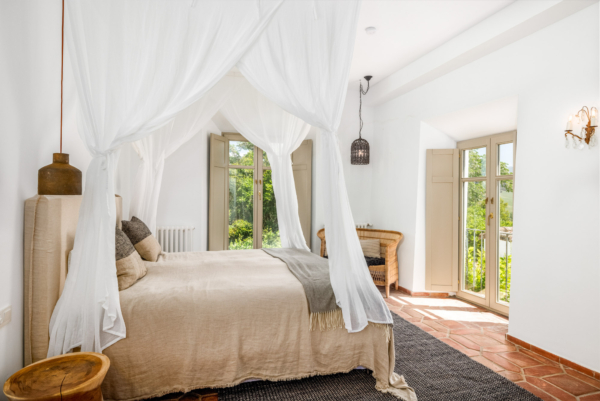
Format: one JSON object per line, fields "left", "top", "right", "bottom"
{"left": 564, "top": 106, "right": 598, "bottom": 149}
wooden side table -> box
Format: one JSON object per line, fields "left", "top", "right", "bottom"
{"left": 3, "top": 352, "right": 110, "bottom": 401}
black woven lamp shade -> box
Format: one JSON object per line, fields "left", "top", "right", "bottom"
{"left": 352, "top": 75, "right": 372, "bottom": 165}
{"left": 351, "top": 137, "right": 370, "bottom": 165}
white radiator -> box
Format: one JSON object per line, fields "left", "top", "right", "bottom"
{"left": 156, "top": 226, "right": 195, "bottom": 253}
{"left": 355, "top": 223, "right": 373, "bottom": 229}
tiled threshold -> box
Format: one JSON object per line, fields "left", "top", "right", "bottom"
{"left": 383, "top": 289, "right": 600, "bottom": 401}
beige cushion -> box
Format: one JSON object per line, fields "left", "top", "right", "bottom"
{"left": 360, "top": 239, "right": 381, "bottom": 258}
{"left": 134, "top": 235, "right": 162, "bottom": 262}
{"left": 116, "top": 228, "right": 148, "bottom": 290}
{"left": 121, "top": 216, "right": 162, "bottom": 262}
{"left": 116, "top": 252, "right": 147, "bottom": 291}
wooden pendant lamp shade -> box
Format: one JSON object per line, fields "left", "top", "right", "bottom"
{"left": 38, "top": 0, "right": 82, "bottom": 195}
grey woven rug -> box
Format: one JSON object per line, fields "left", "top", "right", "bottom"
{"left": 219, "top": 313, "right": 541, "bottom": 401}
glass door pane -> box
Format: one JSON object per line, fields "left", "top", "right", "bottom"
{"left": 462, "top": 180, "right": 487, "bottom": 296}
{"left": 229, "top": 141, "right": 254, "bottom": 166}
{"left": 262, "top": 169, "right": 281, "bottom": 248}
{"left": 489, "top": 133, "right": 515, "bottom": 315}
{"left": 463, "top": 147, "right": 487, "bottom": 178}
{"left": 498, "top": 143, "right": 514, "bottom": 175}
{"left": 228, "top": 168, "right": 254, "bottom": 249}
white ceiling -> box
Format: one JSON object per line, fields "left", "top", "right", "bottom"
{"left": 424, "top": 96, "right": 518, "bottom": 142}
{"left": 349, "top": 0, "right": 516, "bottom": 84}
{"left": 215, "top": 1, "right": 519, "bottom": 134}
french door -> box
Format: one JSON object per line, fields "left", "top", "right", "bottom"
{"left": 226, "top": 133, "right": 280, "bottom": 250}
{"left": 457, "top": 131, "right": 515, "bottom": 315}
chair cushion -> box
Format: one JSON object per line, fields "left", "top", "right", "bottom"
{"left": 323, "top": 255, "right": 385, "bottom": 267}
{"left": 360, "top": 239, "right": 381, "bottom": 258}
{"left": 364, "top": 256, "right": 386, "bottom": 266}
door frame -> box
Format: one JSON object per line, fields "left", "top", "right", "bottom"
{"left": 489, "top": 132, "right": 516, "bottom": 315}
{"left": 457, "top": 131, "right": 516, "bottom": 316}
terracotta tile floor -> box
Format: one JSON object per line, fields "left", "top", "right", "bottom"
{"left": 384, "top": 289, "right": 600, "bottom": 401}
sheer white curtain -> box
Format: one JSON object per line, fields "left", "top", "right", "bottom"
{"left": 130, "top": 77, "right": 235, "bottom": 234}
{"left": 220, "top": 78, "right": 310, "bottom": 250}
{"left": 238, "top": 1, "right": 393, "bottom": 333}
{"left": 48, "top": 0, "right": 282, "bottom": 356}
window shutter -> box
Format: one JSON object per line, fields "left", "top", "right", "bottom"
{"left": 426, "top": 149, "right": 459, "bottom": 291}
{"left": 291, "top": 139, "right": 313, "bottom": 248}
{"left": 209, "top": 133, "right": 228, "bottom": 251}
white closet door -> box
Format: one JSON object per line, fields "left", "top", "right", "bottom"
{"left": 425, "top": 149, "right": 459, "bottom": 291}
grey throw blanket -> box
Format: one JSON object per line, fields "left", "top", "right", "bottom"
{"left": 262, "top": 248, "right": 343, "bottom": 331}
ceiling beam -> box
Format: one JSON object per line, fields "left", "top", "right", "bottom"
{"left": 365, "top": 0, "right": 598, "bottom": 107}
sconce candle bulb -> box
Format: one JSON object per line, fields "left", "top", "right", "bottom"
{"left": 564, "top": 106, "right": 597, "bottom": 150}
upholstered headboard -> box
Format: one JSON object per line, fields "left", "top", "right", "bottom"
{"left": 23, "top": 194, "right": 122, "bottom": 364}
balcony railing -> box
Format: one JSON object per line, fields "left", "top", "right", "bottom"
{"left": 465, "top": 228, "right": 485, "bottom": 293}
{"left": 464, "top": 227, "right": 512, "bottom": 302}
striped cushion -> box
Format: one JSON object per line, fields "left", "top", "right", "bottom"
{"left": 115, "top": 228, "right": 147, "bottom": 290}
{"left": 360, "top": 239, "right": 381, "bottom": 258}
{"left": 121, "top": 216, "right": 162, "bottom": 262}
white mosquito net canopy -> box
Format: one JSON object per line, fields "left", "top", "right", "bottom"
{"left": 50, "top": 2, "right": 395, "bottom": 383}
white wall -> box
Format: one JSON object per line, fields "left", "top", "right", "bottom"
{"left": 369, "top": 4, "right": 599, "bottom": 371}
{"left": 152, "top": 122, "right": 221, "bottom": 251}
{"left": 0, "top": 1, "right": 91, "bottom": 393}
{"left": 154, "top": 86, "right": 372, "bottom": 255}
{"left": 370, "top": 117, "right": 421, "bottom": 289}
{"left": 337, "top": 82, "right": 374, "bottom": 227}
{"left": 369, "top": 119, "right": 456, "bottom": 292}
{"left": 310, "top": 84, "right": 375, "bottom": 252}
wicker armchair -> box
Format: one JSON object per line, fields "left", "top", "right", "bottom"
{"left": 317, "top": 228, "right": 403, "bottom": 298}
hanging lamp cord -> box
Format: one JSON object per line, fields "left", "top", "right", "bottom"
{"left": 60, "top": 0, "right": 65, "bottom": 153}
{"left": 359, "top": 78, "right": 370, "bottom": 139}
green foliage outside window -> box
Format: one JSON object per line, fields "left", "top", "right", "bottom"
{"left": 228, "top": 142, "right": 280, "bottom": 249}
{"left": 464, "top": 150, "right": 512, "bottom": 302}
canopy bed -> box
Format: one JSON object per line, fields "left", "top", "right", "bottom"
{"left": 35, "top": 1, "right": 417, "bottom": 400}
{"left": 24, "top": 196, "right": 413, "bottom": 400}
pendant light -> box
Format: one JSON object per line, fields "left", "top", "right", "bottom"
{"left": 38, "top": 0, "right": 82, "bottom": 195}
{"left": 351, "top": 75, "right": 372, "bottom": 165}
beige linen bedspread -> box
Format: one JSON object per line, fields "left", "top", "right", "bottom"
{"left": 102, "top": 250, "right": 416, "bottom": 401}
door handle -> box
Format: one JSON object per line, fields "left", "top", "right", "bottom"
{"left": 259, "top": 191, "right": 262, "bottom": 201}
{"left": 488, "top": 213, "right": 494, "bottom": 226}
